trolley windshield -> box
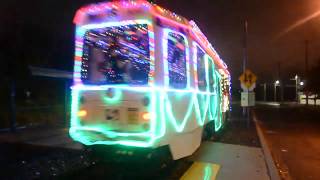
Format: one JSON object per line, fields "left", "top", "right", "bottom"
{"left": 80, "top": 24, "right": 150, "bottom": 85}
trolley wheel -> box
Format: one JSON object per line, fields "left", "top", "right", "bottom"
{"left": 202, "top": 121, "right": 215, "bottom": 141}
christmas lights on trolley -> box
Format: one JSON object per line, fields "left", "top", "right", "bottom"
{"left": 70, "top": 0, "right": 231, "bottom": 160}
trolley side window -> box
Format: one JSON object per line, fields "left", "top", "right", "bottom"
{"left": 197, "top": 46, "right": 206, "bottom": 91}
{"left": 208, "top": 58, "right": 215, "bottom": 93}
{"left": 80, "top": 24, "right": 150, "bottom": 85}
{"left": 222, "top": 77, "right": 230, "bottom": 94}
{"left": 167, "top": 32, "right": 187, "bottom": 89}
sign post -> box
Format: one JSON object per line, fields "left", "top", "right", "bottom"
{"left": 239, "top": 69, "right": 257, "bottom": 126}
{"left": 239, "top": 69, "right": 257, "bottom": 106}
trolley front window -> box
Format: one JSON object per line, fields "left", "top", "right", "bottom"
{"left": 80, "top": 24, "right": 150, "bottom": 85}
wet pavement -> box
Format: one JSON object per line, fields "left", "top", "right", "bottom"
{"left": 0, "top": 143, "right": 93, "bottom": 179}
{"left": 0, "top": 126, "right": 82, "bottom": 150}
{"left": 254, "top": 104, "right": 320, "bottom": 180}
{"left": 213, "top": 102, "right": 261, "bottom": 148}
{"left": 190, "top": 142, "right": 269, "bottom": 180}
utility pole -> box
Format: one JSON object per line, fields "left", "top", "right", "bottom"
{"left": 305, "top": 40, "right": 309, "bottom": 76}
{"left": 9, "top": 16, "right": 19, "bottom": 133}
{"left": 9, "top": 80, "right": 16, "bottom": 132}
{"left": 243, "top": 20, "right": 248, "bottom": 74}
{"left": 305, "top": 40, "right": 309, "bottom": 105}
{"left": 295, "top": 75, "right": 298, "bottom": 102}
{"left": 263, "top": 83, "right": 267, "bottom": 101}
{"left": 278, "top": 62, "right": 284, "bottom": 102}
{"left": 274, "top": 82, "right": 277, "bottom": 102}
{"left": 242, "top": 20, "right": 248, "bottom": 117}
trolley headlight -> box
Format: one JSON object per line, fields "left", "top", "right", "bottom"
{"left": 77, "top": 110, "right": 87, "bottom": 117}
{"left": 142, "top": 112, "right": 151, "bottom": 121}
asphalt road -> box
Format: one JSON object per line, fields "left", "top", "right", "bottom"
{"left": 254, "top": 104, "right": 320, "bottom": 180}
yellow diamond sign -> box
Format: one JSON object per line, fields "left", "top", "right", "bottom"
{"left": 239, "top": 69, "right": 257, "bottom": 89}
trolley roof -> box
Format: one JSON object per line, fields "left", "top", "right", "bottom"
{"left": 74, "top": 0, "right": 230, "bottom": 75}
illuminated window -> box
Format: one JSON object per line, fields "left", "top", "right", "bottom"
{"left": 208, "top": 58, "right": 215, "bottom": 93}
{"left": 81, "top": 24, "right": 150, "bottom": 85}
{"left": 167, "top": 32, "right": 187, "bottom": 89}
{"left": 197, "top": 46, "right": 206, "bottom": 91}
{"left": 221, "top": 77, "right": 229, "bottom": 94}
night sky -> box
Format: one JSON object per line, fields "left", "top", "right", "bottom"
{"left": 157, "top": 0, "right": 320, "bottom": 84}
{"left": 1, "top": 0, "right": 320, "bottom": 86}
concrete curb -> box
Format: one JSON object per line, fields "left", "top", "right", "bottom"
{"left": 252, "top": 112, "right": 281, "bottom": 180}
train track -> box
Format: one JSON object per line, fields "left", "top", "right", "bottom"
{"left": 0, "top": 143, "right": 191, "bottom": 179}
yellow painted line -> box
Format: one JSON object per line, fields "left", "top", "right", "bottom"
{"left": 180, "top": 162, "right": 220, "bottom": 180}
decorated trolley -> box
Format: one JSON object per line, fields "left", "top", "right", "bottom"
{"left": 70, "top": 0, "right": 231, "bottom": 160}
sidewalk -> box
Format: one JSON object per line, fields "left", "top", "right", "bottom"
{"left": 185, "top": 102, "right": 272, "bottom": 179}
{"left": 190, "top": 142, "right": 269, "bottom": 180}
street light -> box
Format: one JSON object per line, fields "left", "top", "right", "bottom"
{"left": 292, "top": 75, "right": 304, "bottom": 102}
{"left": 274, "top": 80, "right": 280, "bottom": 102}
{"left": 295, "top": 75, "right": 299, "bottom": 102}
{"left": 300, "top": 81, "right": 304, "bottom": 86}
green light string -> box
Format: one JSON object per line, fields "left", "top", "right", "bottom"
{"left": 214, "top": 71, "right": 223, "bottom": 131}
{"left": 195, "top": 55, "right": 211, "bottom": 126}
{"left": 207, "top": 57, "right": 218, "bottom": 121}
{"left": 164, "top": 91, "right": 195, "bottom": 132}
{"left": 69, "top": 88, "right": 158, "bottom": 148}
{"left": 70, "top": 24, "right": 228, "bottom": 148}
{"left": 203, "top": 165, "right": 212, "bottom": 180}
{"left": 101, "top": 88, "right": 123, "bottom": 105}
